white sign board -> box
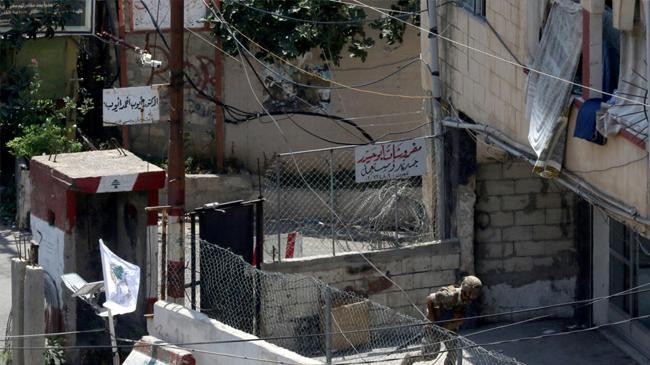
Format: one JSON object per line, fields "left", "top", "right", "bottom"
{"left": 355, "top": 139, "right": 427, "bottom": 183}
{"left": 103, "top": 86, "right": 160, "bottom": 126}
{"left": 0, "top": 0, "right": 94, "bottom": 34}
{"left": 131, "top": 0, "right": 207, "bottom": 31}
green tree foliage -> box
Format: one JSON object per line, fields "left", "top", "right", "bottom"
{"left": 0, "top": 63, "right": 90, "bottom": 158}
{"left": 209, "top": 0, "right": 419, "bottom": 66}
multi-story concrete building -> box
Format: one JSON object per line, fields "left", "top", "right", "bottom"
{"left": 421, "top": 0, "right": 650, "bottom": 358}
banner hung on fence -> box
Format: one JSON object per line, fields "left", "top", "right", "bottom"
{"left": 103, "top": 85, "right": 161, "bottom": 126}
{"left": 354, "top": 139, "right": 427, "bottom": 183}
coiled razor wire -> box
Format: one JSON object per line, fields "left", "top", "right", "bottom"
{"left": 182, "top": 241, "right": 523, "bottom": 365}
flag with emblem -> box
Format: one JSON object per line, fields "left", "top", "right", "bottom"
{"left": 100, "top": 239, "right": 140, "bottom": 315}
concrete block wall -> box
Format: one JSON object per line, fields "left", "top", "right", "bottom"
{"left": 149, "top": 301, "right": 321, "bottom": 365}
{"left": 263, "top": 241, "right": 461, "bottom": 320}
{"left": 474, "top": 161, "right": 578, "bottom": 320}
{"left": 435, "top": 1, "right": 530, "bottom": 145}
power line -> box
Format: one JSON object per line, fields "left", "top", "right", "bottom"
{"left": 346, "top": 0, "right": 650, "bottom": 108}
{"left": 214, "top": 18, "right": 430, "bottom": 99}
{"left": 209, "top": 2, "right": 428, "bottom": 319}
{"left": 224, "top": 0, "right": 373, "bottom": 24}
{"left": 334, "top": 313, "right": 650, "bottom": 364}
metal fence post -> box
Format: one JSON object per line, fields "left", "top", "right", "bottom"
{"left": 394, "top": 181, "right": 399, "bottom": 246}
{"left": 276, "top": 160, "right": 282, "bottom": 262}
{"left": 190, "top": 213, "right": 196, "bottom": 310}
{"left": 324, "top": 286, "right": 332, "bottom": 365}
{"left": 329, "top": 149, "right": 335, "bottom": 256}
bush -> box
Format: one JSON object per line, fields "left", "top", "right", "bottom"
{"left": 7, "top": 121, "right": 82, "bottom": 158}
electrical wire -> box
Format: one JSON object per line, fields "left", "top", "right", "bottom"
{"left": 345, "top": 0, "right": 650, "bottom": 108}
{"left": 214, "top": 20, "right": 430, "bottom": 99}
{"left": 570, "top": 153, "right": 649, "bottom": 174}
{"left": 209, "top": 2, "right": 428, "bottom": 319}
{"left": 224, "top": 0, "right": 374, "bottom": 24}
{"left": 334, "top": 313, "right": 650, "bottom": 364}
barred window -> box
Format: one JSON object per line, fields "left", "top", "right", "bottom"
{"left": 459, "top": 0, "right": 486, "bottom": 17}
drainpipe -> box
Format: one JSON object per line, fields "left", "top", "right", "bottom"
{"left": 426, "top": 0, "right": 447, "bottom": 239}
{"left": 642, "top": 0, "right": 650, "bottom": 220}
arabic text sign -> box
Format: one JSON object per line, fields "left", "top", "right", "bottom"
{"left": 131, "top": 0, "right": 207, "bottom": 31}
{"left": 355, "top": 139, "right": 427, "bottom": 183}
{"left": 103, "top": 86, "right": 160, "bottom": 126}
{"left": 0, "top": 0, "right": 94, "bottom": 34}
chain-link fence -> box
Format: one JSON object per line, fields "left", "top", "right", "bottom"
{"left": 188, "top": 241, "right": 522, "bottom": 365}
{"left": 263, "top": 143, "right": 436, "bottom": 260}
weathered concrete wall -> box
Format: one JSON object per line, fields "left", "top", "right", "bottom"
{"left": 158, "top": 173, "right": 258, "bottom": 210}
{"left": 120, "top": 11, "right": 425, "bottom": 171}
{"left": 23, "top": 266, "right": 45, "bottom": 365}
{"left": 263, "top": 241, "right": 461, "bottom": 319}
{"left": 149, "top": 301, "right": 321, "bottom": 365}
{"left": 420, "top": 1, "right": 529, "bottom": 145}
{"left": 474, "top": 161, "right": 578, "bottom": 320}
{"left": 564, "top": 108, "right": 649, "bottom": 218}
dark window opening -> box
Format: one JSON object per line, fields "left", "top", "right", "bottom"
{"left": 459, "top": 0, "right": 486, "bottom": 17}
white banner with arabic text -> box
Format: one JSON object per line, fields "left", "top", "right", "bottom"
{"left": 355, "top": 139, "right": 427, "bottom": 183}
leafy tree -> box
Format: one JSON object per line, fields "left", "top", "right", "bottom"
{"left": 209, "top": 0, "right": 419, "bottom": 66}
{"left": 1, "top": 62, "right": 90, "bottom": 158}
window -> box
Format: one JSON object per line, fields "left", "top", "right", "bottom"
{"left": 609, "top": 220, "right": 650, "bottom": 327}
{"left": 459, "top": 0, "right": 486, "bottom": 17}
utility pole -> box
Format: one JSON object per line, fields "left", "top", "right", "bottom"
{"left": 214, "top": 0, "right": 225, "bottom": 171}
{"left": 167, "top": 0, "right": 185, "bottom": 305}
{"left": 426, "top": 0, "right": 446, "bottom": 239}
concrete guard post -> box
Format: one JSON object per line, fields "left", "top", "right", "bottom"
{"left": 10, "top": 258, "right": 27, "bottom": 365}
{"left": 23, "top": 265, "right": 45, "bottom": 365}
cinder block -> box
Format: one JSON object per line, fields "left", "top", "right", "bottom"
{"left": 543, "top": 240, "right": 576, "bottom": 255}
{"left": 537, "top": 193, "right": 563, "bottom": 208}
{"left": 546, "top": 208, "right": 565, "bottom": 224}
{"left": 489, "top": 211, "right": 514, "bottom": 227}
{"left": 502, "top": 194, "right": 530, "bottom": 211}
{"left": 410, "top": 256, "right": 432, "bottom": 273}
{"left": 484, "top": 180, "right": 515, "bottom": 195}
{"left": 502, "top": 226, "right": 533, "bottom": 241}
{"left": 428, "top": 270, "right": 457, "bottom": 288}
{"left": 533, "top": 257, "right": 554, "bottom": 267}
{"left": 514, "top": 241, "right": 545, "bottom": 257}
{"left": 476, "top": 227, "right": 502, "bottom": 243}
{"left": 502, "top": 162, "right": 533, "bottom": 179}
{"left": 515, "top": 178, "right": 544, "bottom": 194}
{"left": 432, "top": 254, "right": 460, "bottom": 270}
{"left": 503, "top": 257, "right": 534, "bottom": 272}
{"left": 477, "top": 164, "right": 502, "bottom": 180}
{"left": 515, "top": 210, "right": 546, "bottom": 226}
{"left": 533, "top": 225, "right": 565, "bottom": 240}
{"left": 391, "top": 274, "right": 414, "bottom": 291}
{"left": 477, "top": 242, "right": 514, "bottom": 259}
{"left": 477, "top": 259, "right": 504, "bottom": 273}
{"left": 476, "top": 195, "right": 501, "bottom": 212}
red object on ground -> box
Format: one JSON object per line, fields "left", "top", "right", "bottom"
{"left": 285, "top": 232, "right": 297, "bottom": 258}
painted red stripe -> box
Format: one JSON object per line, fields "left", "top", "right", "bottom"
{"left": 285, "top": 232, "right": 296, "bottom": 259}
{"left": 74, "top": 177, "right": 101, "bottom": 193}
{"left": 147, "top": 190, "right": 159, "bottom": 225}
{"left": 132, "top": 171, "right": 166, "bottom": 192}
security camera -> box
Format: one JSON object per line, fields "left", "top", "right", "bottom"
{"left": 139, "top": 52, "right": 162, "bottom": 69}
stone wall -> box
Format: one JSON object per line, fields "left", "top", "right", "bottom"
{"left": 263, "top": 240, "right": 461, "bottom": 320}
{"left": 474, "top": 161, "right": 578, "bottom": 320}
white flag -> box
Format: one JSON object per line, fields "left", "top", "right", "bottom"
{"left": 99, "top": 239, "right": 140, "bottom": 315}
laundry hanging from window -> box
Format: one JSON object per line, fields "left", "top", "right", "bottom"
{"left": 525, "top": 0, "right": 582, "bottom": 177}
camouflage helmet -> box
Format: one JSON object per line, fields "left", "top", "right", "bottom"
{"left": 460, "top": 275, "right": 482, "bottom": 297}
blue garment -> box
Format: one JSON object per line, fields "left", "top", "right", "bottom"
{"left": 574, "top": 98, "right": 606, "bottom": 145}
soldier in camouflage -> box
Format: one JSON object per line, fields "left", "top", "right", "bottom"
{"left": 401, "top": 275, "right": 483, "bottom": 365}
